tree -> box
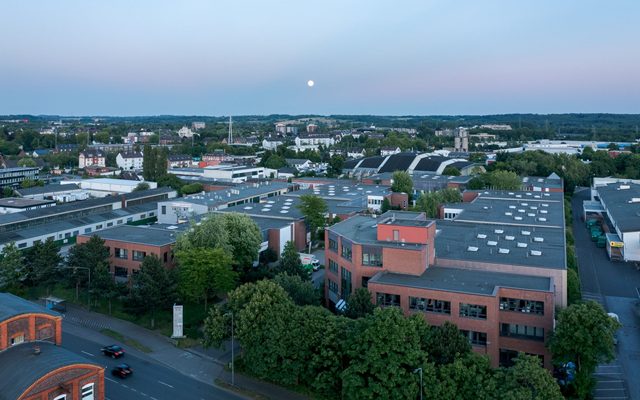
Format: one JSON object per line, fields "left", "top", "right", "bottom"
{"left": 391, "top": 170, "right": 413, "bottom": 196}
{"left": 468, "top": 152, "right": 487, "bottom": 163}
{"left": 381, "top": 197, "right": 391, "bottom": 213}
{"left": 66, "top": 236, "right": 110, "bottom": 300}
{"left": 127, "top": 255, "right": 177, "bottom": 328}
{"left": 0, "top": 242, "right": 25, "bottom": 291}
{"left": 485, "top": 170, "right": 521, "bottom": 190}
{"left": 156, "top": 173, "right": 184, "bottom": 191}
{"left": 548, "top": 301, "right": 621, "bottom": 399}
{"left": 2, "top": 187, "right": 14, "bottom": 198}
{"left": 497, "top": 354, "right": 563, "bottom": 400}
{"left": 442, "top": 165, "right": 461, "bottom": 176}
{"left": 220, "top": 213, "right": 262, "bottom": 268}
{"left": 567, "top": 268, "right": 582, "bottom": 305}
{"left": 133, "top": 182, "right": 150, "bottom": 191}
{"left": 344, "top": 287, "right": 375, "bottom": 319}
{"left": 297, "top": 194, "right": 328, "bottom": 243}
{"left": 342, "top": 308, "right": 430, "bottom": 400}
{"left": 424, "top": 321, "right": 471, "bottom": 366}
{"left": 274, "top": 273, "right": 320, "bottom": 306}
{"left": 202, "top": 305, "right": 230, "bottom": 349}
{"left": 278, "top": 241, "right": 308, "bottom": 280}
{"left": 328, "top": 155, "right": 344, "bottom": 177}
{"left": 91, "top": 262, "right": 119, "bottom": 315}
{"left": 18, "top": 157, "right": 37, "bottom": 167}
{"left": 142, "top": 145, "right": 156, "bottom": 181}
{"left": 177, "top": 247, "right": 236, "bottom": 311}
{"left": 155, "top": 148, "right": 168, "bottom": 180}
{"left": 180, "top": 182, "right": 203, "bottom": 195}
{"left": 432, "top": 352, "right": 498, "bottom": 400}
{"left": 175, "top": 215, "right": 231, "bottom": 254}
{"left": 25, "top": 238, "right": 61, "bottom": 291}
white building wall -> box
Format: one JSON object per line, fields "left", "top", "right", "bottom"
{"left": 622, "top": 231, "right": 640, "bottom": 262}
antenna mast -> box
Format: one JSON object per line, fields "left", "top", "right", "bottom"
{"left": 228, "top": 116, "right": 233, "bottom": 144}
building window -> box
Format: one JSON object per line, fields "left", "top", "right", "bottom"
{"left": 340, "top": 267, "right": 352, "bottom": 299}
{"left": 114, "top": 266, "right": 128, "bottom": 277}
{"left": 107, "top": 222, "right": 113, "bottom": 227}
{"left": 132, "top": 250, "right": 146, "bottom": 261}
{"left": 409, "top": 297, "right": 451, "bottom": 315}
{"left": 361, "top": 276, "right": 370, "bottom": 288}
{"left": 18, "top": 242, "right": 26, "bottom": 249}
{"left": 499, "top": 297, "right": 544, "bottom": 315}
{"left": 84, "top": 228, "right": 92, "bottom": 234}
{"left": 141, "top": 214, "right": 146, "bottom": 219}
{"left": 53, "top": 395, "right": 67, "bottom": 400}
{"left": 328, "top": 279, "right": 338, "bottom": 294}
{"left": 127, "top": 217, "right": 133, "bottom": 222}
{"left": 117, "top": 219, "right": 123, "bottom": 224}
{"left": 499, "top": 349, "right": 544, "bottom": 368}
{"left": 73, "top": 230, "right": 79, "bottom": 236}
{"left": 460, "top": 330, "right": 488, "bottom": 346}
{"left": 329, "top": 237, "right": 338, "bottom": 252}
{"left": 162, "top": 205, "right": 167, "bottom": 215}
{"left": 500, "top": 323, "right": 544, "bottom": 341}
{"left": 362, "top": 246, "right": 382, "bottom": 267}
{"left": 393, "top": 229, "right": 399, "bottom": 241}
{"left": 328, "top": 259, "right": 338, "bottom": 274}
{"left": 95, "top": 224, "right": 103, "bottom": 230}
{"left": 459, "top": 303, "right": 487, "bottom": 319}
{"left": 164, "top": 252, "right": 168, "bottom": 262}
{"left": 81, "top": 383, "right": 95, "bottom": 400}
{"left": 10, "top": 334, "right": 25, "bottom": 345}
{"left": 376, "top": 292, "right": 400, "bottom": 307}
{"left": 114, "top": 248, "right": 128, "bottom": 259}
{"left": 341, "top": 241, "right": 352, "bottom": 261}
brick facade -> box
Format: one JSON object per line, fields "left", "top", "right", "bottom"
{"left": 0, "top": 313, "right": 61, "bottom": 351}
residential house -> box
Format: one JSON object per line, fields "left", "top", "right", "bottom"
{"left": 381, "top": 146, "right": 401, "bottom": 156}
{"left": 78, "top": 150, "right": 106, "bottom": 168}
{"left": 116, "top": 152, "right": 143, "bottom": 170}
{"left": 167, "top": 154, "right": 192, "bottom": 168}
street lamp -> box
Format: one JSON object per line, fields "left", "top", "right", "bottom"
{"left": 414, "top": 367, "right": 423, "bottom": 400}
{"left": 59, "top": 266, "right": 91, "bottom": 310}
{"left": 225, "top": 312, "right": 235, "bottom": 386}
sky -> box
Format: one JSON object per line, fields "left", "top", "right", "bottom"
{"left": 1, "top": 0, "right": 639, "bottom": 116}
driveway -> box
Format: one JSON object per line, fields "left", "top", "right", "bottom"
{"left": 572, "top": 188, "right": 640, "bottom": 399}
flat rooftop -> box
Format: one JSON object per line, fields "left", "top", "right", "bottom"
{"left": 435, "top": 220, "right": 566, "bottom": 270}
{"left": 369, "top": 266, "right": 552, "bottom": 296}
{"left": 0, "top": 198, "right": 55, "bottom": 208}
{"left": 597, "top": 183, "right": 640, "bottom": 232}
{"left": 285, "top": 184, "right": 389, "bottom": 199}
{"left": 15, "top": 183, "right": 81, "bottom": 196}
{"left": 176, "top": 181, "right": 291, "bottom": 208}
{"left": 0, "top": 292, "right": 59, "bottom": 322}
{"left": 454, "top": 190, "right": 564, "bottom": 228}
{"left": 77, "top": 224, "right": 179, "bottom": 246}
{"left": 327, "top": 212, "right": 429, "bottom": 249}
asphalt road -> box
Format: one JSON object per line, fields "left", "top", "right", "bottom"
{"left": 572, "top": 188, "right": 640, "bottom": 400}
{"left": 62, "top": 332, "right": 244, "bottom": 400}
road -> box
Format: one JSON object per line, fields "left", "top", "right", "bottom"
{"left": 311, "top": 248, "right": 326, "bottom": 289}
{"left": 62, "top": 332, "right": 244, "bottom": 400}
{"left": 572, "top": 188, "right": 640, "bottom": 400}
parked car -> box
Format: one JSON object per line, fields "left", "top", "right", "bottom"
{"left": 299, "top": 253, "right": 320, "bottom": 272}
{"left": 111, "top": 363, "right": 133, "bottom": 379}
{"left": 101, "top": 345, "right": 125, "bottom": 358}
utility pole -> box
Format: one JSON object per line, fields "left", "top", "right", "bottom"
{"left": 228, "top": 116, "right": 233, "bottom": 144}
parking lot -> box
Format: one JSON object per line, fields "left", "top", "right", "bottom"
{"left": 572, "top": 189, "right": 640, "bottom": 400}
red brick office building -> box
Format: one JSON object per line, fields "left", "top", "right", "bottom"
{"left": 0, "top": 292, "right": 104, "bottom": 400}
{"left": 325, "top": 192, "right": 566, "bottom": 370}
{"left": 77, "top": 224, "right": 177, "bottom": 281}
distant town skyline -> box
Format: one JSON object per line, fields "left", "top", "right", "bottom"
{"left": 1, "top": 1, "right": 639, "bottom": 116}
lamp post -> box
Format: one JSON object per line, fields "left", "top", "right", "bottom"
{"left": 414, "top": 367, "right": 423, "bottom": 400}
{"left": 225, "top": 312, "right": 235, "bottom": 386}
{"left": 59, "top": 266, "right": 91, "bottom": 310}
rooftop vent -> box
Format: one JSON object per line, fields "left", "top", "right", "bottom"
{"left": 517, "top": 242, "right": 528, "bottom": 248}
{"left": 619, "top": 185, "right": 631, "bottom": 190}
{"left": 518, "top": 209, "right": 525, "bottom": 213}
{"left": 521, "top": 203, "right": 528, "bottom": 206}
{"left": 522, "top": 230, "right": 531, "bottom": 235}
{"left": 629, "top": 197, "right": 640, "bottom": 203}
{"left": 533, "top": 237, "right": 544, "bottom": 242}
{"left": 494, "top": 229, "right": 504, "bottom": 234}
{"left": 540, "top": 209, "right": 547, "bottom": 214}
{"left": 467, "top": 246, "right": 479, "bottom": 252}
{"left": 534, "top": 195, "right": 541, "bottom": 199}
{"left": 530, "top": 206, "right": 538, "bottom": 210}
{"left": 487, "top": 240, "right": 498, "bottom": 246}
{"left": 244, "top": 206, "right": 253, "bottom": 210}
{"left": 528, "top": 213, "right": 535, "bottom": 217}
{"left": 509, "top": 205, "right": 516, "bottom": 209}
{"left": 505, "top": 235, "right": 515, "bottom": 241}
{"left": 542, "top": 204, "right": 549, "bottom": 207}
{"left": 530, "top": 250, "right": 542, "bottom": 256}
{"left": 261, "top": 208, "right": 270, "bottom": 212}
{"left": 508, "top": 192, "right": 515, "bottom": 195}
{"left": 477, "top": 233, "right": 487, "bottom": 239}
{"left": 498, "top": 248, "right": 510, "bottom": 254}
{"left": 505, "top": 212, "right": 513, "bottom": 216}
{"left": 483, "top": 206, "right": 489, "bottom": 210}
{"left": 280, "top": 210, "right": 288, "bottom": 214}
{"left": 516, "top": 194, "right": 522, "bottom": 198}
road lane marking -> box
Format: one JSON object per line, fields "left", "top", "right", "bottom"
{"left": 105, "top": 377, "right": 117, "bottom": 383}
{"left": 81, "top": 350, "right": 95, "bottom": 357}
{"left": 158, "top": 380, "right": 174, "bottom": 388}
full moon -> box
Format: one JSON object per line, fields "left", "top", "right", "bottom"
{"left": 307, "top": 80, "right": 314, "bottom": 87}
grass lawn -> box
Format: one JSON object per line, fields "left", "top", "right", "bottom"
{"left": 25, "top": 284, "right": 208, "bottom": 345}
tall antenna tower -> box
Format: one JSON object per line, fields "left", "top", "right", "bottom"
{"left": 228, "top": 116, "right": 233, "bottom": 144}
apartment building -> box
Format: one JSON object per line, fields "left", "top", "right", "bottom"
{"left": 0, "top": 167, "right": 39, "bottom": 188}
{"left": 325, "top": 189, "right": 566, "bottom": 369}
{"left": 116, "top": 151, "right": 144, "bottom": 170}
{"left": 78, "top": 150, "right": 106, "bottom": 168}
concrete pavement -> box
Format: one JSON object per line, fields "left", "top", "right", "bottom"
{"left": 572, "top": 189, "right": 640, "bottom": 400}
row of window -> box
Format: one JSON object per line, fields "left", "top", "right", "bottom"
{"left": 383, "top": 294, "right": 488, "bottom": 319}
{"left": 500, "top": 323, "right": 545, "bottom": 341}
{"left": 327, "top": 245, "right": 383, "bottom": 267}
{"left": 52, "top": 383, "right": 95, "bottom": 400}
{"left": 500, "top": 297, "right": 545, "bottom": 315}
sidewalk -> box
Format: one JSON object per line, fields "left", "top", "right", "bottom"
{"left": 60, "top": 303, "right": 310, "bottom": 400}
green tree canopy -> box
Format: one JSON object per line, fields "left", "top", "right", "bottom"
{"left": 442, "top": 165, "right": 461, "bottom": 176}
{"left": 424, "top": 321, "right": 471, "bottom": 366}
{"left": 177, "top": 247, "right": 236, "bottom": 310}
{"left": 274, "top": 272, "right": 320, "bottom": 306}
{"left": 278, "top": 241, "right": 308, "bottom": 280}
{"left": 175, "top": 215, "right": 232, "bottom": 254}
{"left": 344, "top": 287, "right": 375, "bottom": 319}
{"left": 549, "top": 301, "right": 621, "bottom": 399}
{"left": 0, "top": 242, "right": 25, "bottom": 291}
{"left": 126, "top": 254, "right": 177, "bottom": 328}
{"left": 485, "top": 170, "right": 522, "bottom": 190}
{"left": 297, "top": 194, "right": 328, "bottom": 242}
{"left": 496, "top": 354, "right": 563, "bottom": 400}
{"left": 133, "top": 182, "right": 150, "bottom": 191}
{"left": 391, "top": 170, "right": 413, "bottom": 195}
{"left": 220, "top": 213, "right": 262, "bottom": 268}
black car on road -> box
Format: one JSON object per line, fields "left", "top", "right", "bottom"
{"left": 112, "top": 363, "right": 133, "bottom": 379}
{"left": 101, "top": 344, "right": 125, "bottom": 358}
